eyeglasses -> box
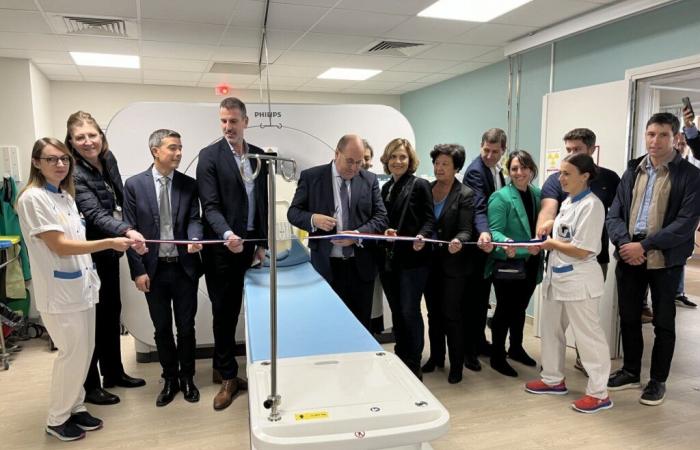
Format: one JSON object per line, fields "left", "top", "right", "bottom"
{"left": 38, "top": 156, "right": 71, "bottom": 166}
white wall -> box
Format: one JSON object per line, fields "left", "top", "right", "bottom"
{"left": 49, "top": 81, "right": 401, "bottom": 138}
{"left": 29, "top": 62, "right": 53, "bottom": 140}
{"left": 0, "top": 58, "right": 36, "bottom": 181}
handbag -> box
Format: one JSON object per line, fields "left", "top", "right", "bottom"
{"left": 384, "top": 177, "right": 416, "bottom": 272}
{"left": 493, "top": 258, "right": 527, "bottom": 280}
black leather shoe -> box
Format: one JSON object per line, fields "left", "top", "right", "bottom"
{"left": 84, "top": 387, "right": 120, "bottom": 405}
{"left": 507, "top": 348, "right": 537, "bottom": 367}
{"left": 104, "top": 373, "right": 146, "bottom": 389}
{"left": 491, "top": 358, "right": 518, "bottom": 377}
{"left": 448, "top": 367, "right": 463, "bottom": 384}
{"left": 421, "top": 359, "right": 444, "bottom": 373}
{"left": 464, "top": 356, "right": 482, "bottom": 372}
{"left": 156, "top": 379, "right": 180, "bottom": 407}
{"left": 180, "top": 377, "right": 200, "bottom": 403}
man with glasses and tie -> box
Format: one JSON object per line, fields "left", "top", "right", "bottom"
{"left": 288, "top": 134, "right": 388, "bottom": 330}
{"left": 123, "top": 129, "right": 204, "bottom": 407}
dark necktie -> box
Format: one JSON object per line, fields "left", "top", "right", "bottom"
{"left": 158, "top": 177, "right": 176, "bottom": 257}
{"left": 339, "top": 178, "right": 353, "bottom": 257}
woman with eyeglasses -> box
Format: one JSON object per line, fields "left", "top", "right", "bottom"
{"left": 64, "top": 111, "right": 148, "bottom": 406}
{"left": 17, "top": 138, "right": 134, "bottom": 440}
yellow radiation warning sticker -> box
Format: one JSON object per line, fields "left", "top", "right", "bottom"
{"left": 294, "top": 411, "right": 329, "bottom": 421}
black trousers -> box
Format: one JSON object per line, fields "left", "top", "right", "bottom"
{"left": 145, "top": 262, "right": 198, "bottom": 379}
{"left": 424, "top": 268, "right": 467, "bottom": 370}
{"left": 616, "top": 262, "right": 682, "bottom": 382}
{"left": 491, "top": 257, "right": 540, "bottom": 359}
{"left": 203, "top": 242, "right": 255, "bottom": 380}
{"left": 329, "top": 258, "right": 374, "bottom": 331}
{"left": 464, "top": 253, "right": 492, "bottom": 358}
{"left": 380, "top": 265, "right": 428, "bottom": 374}
{"left": 84, "top": 253, "right": 125, "bottom": 390}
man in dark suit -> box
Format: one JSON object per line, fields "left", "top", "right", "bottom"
{"left": 461, "top": 128, "right": 507, "bottom": 370}
{"left": 287, "top": 134, "right": 388, "bottom": 330}
{"left": 123, "top": 129, "right": 203, "bottom": 407}
{"left": 197, "top": 97, "right": 267, "bottom": 411}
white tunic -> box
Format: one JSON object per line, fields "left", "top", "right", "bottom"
{"left": 542, "top": 189, "right": 605, "bottom": 301}
{"left": 17, "top": 185, "right": 100, "bottom": 314}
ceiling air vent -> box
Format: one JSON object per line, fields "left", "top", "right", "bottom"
{"left": 51, "top": 15, "right": 137, "bottom": 38}
{"left": 362, "top": 40, "right": 429, "bottom": 57}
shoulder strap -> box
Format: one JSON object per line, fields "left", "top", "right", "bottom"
{"left": 396, "top": 177, "right": 417, "bottom": 234}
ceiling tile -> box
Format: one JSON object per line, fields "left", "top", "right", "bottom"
{"left": 313, "top": 9, "right": 408, "bottom": 35}
{"left": 141, "top": 57, "right": 209, "bottom": 72}
{"left": 263, "top": 64, "right": 325, "bottom": 77}
{"left": 384, "top": 16, "right": 480, "bottom": 42}
{"left": 274, "top": 50, "right": 355, "bottom": 67}
{"left": 350, "top": 80, "right": 404, "bottom": 90}
{"left": 141, "top": 41, "right": 216, "bottom": 60}
{"left": 389, "top": 58, "right": 462, "bottom": 72}
{"left": 0, "top": 32, "right": 66, "bottom": 51}
{"left": 230, "top": 0, "right": 266, "bottom": 28}
{"left": 77, "top": 66, "right": 141, "bottom": 79}
{"left": 290, "top": 33, "right": 377, "bottom": 54}
{"left": 471, "top": 48, "right": 505, "bottom": 63}
{"left": 301, "top": 78, "right": 360, "bottom": 89}
{"left": 83, "top": 76, "right": 142, "bottom": 84}
{"left": 441, "top": 61, "right": 489, "bottom": 75}
{"left": 141, "top": 0, "right": 238, "bottom": 25}
{"left": 397, "top": 81, "right": 431, "bottom": 93}
{"left": 141, "top": 20, "right": 226, "bottom": 45}
{"left": 0, "top": 0, "right": 39, "bottom": 10}
{"left": 221, "top": 27, "right": 302, "bottom": 50}
{"left": 342, "top": 87, "right": 391, "bottom": 94}
{"left": 414, "top": 73, "right": 456, "bottom": 84}
{"left": 452, "top": 23, "right": 538, "bottom": 46}
{"left": 270, "top": 0, "right": 338, "bottom": 6}
{"left": 412, "top": 43, "right": 498, "bottom": 61}
{"left": 267, "top": 3, "right": 329, "bottom": 31}
{"left": 370, "top": 71, "right": 428, "bottom": 82}
{"left": 336, "top": 0, "right": 435, "bottom": 15}
{"left": 340, "top": 54, "right": 406, "bottom": 70}
{"left": 213, "top": 46, "right": 264, "bottom": 63}
{"left": 142, "top": 69, "right": 202, "bottom": 81}
{"left": 492, "top": 0, "right": 598, "bottom": 27}
{"left": 143, "top": 79, "right": 199, "bottom": 87}
{"left": 62, "top": 35, "right": 139, "bottom": 54}
{"left": 35, "top": 62, "right": 80, "bottom": 76}
{"left": 46, "top": 74, "right": 83, "bottom": 81}
{"left": 38, "top": 0, "right": 138, "bottom": 19}
{"left": 251, "top": 75, "right": 310, "bottom": 88}
{"left": 0, "top": 10, "right": 51, "bottom": 33}
{"left": 199, "top": 72, "right": 260, "bottom": 85}
{"left": 0, "top": 48, "right": 73, "bottom": 64}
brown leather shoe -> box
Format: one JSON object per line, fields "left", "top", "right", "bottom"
{"left": 213, "top": 378, "right": 242, "bottom": 410}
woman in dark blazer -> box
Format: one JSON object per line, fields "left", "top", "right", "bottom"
{"left": 422, "top": 144, "right": 474, "bottom": 384}
{"left": 65, "top": 111, "right": 148, "bottom": 405}
{"left": 379, "top": 138, "right": 435, "bottom": 380}
{"left": 486, "top": 150, "right": 543, "bottom": 377}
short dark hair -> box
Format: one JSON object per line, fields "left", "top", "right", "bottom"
{"left": 362, "top": 139, "right": 373, "bottom": 157}
{"left": 219, "top": 97, "right": 247, "bottom": 117}
{"left": 481, "top": 128, "right": 507, "bottom": 150}
{"left": 646, "top": 112, "right": 680, "bottom": 135}
{"left": 149, "top": 129, "right": 181, "bottom": 150}
{"left": 563, "top": 152, "right": 598, "bottom": 185}
{"left": 563, "top": 128, "right": 596, "bottom": 148}
{"left": 430, "top": 144, "right": 466, "bottom": 171}
{"left": 506, "top": 150, "right": 538, "bottom": 180}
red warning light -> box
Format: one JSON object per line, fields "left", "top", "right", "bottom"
{"left": 215, "top": 83, "right": 231, "bottom": 96}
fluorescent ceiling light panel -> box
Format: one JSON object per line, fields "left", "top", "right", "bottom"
{"left": 70, "top": 52, "right": 140, "bottom": 69}
{"left": 418, "top": 0, "right": 533, "bottom": 22}
{"left": 318, "top": 68, "right": 381, "bottom": 81}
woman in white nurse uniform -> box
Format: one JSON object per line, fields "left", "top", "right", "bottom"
{"left": 524, "top": 152, "right": 613, "bottom": 414}
{"left": 16, "top": 138, "right": 133, "bottom": 441}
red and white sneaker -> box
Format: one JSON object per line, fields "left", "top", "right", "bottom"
{"left": 525, "top": 379, "right": 568, "bottom": 395}
{"left": 572, "top": 395, "right": 613, "bottom": 413}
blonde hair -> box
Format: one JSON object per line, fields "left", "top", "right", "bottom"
{"left": 18, "top": 138, "right": 76, "bottom": 200}
{"left": 64, "top": 110, "right": 109, "bottom": 157}
{"left": 380, "top": 138, "right": 419, "bottom": 175}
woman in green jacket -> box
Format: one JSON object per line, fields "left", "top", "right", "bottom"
{"left": 486, "top": 150, "right": 543, "bottom": 377}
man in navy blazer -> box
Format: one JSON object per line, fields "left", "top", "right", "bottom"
{"left": 288, "top": 134, "right": 388, "bottom": 330}
{"left": 461, "top": 128, "right": 507, "bottom": 370}
{"left": 123, "top": 129, "right": 203, "bottom": 407}
{"left": 196, "top": 97, "right": 268, "bottom": 411}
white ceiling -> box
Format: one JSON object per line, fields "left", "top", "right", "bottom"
{"left": 0, "top": 0, "right": 621, "bottom": 95}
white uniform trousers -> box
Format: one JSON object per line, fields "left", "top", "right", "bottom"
{"left": 541, "top": 294, "right": 611, "bottom": 399}
{"left": 41, "top": 307, "right": 96, "bottom": 426}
